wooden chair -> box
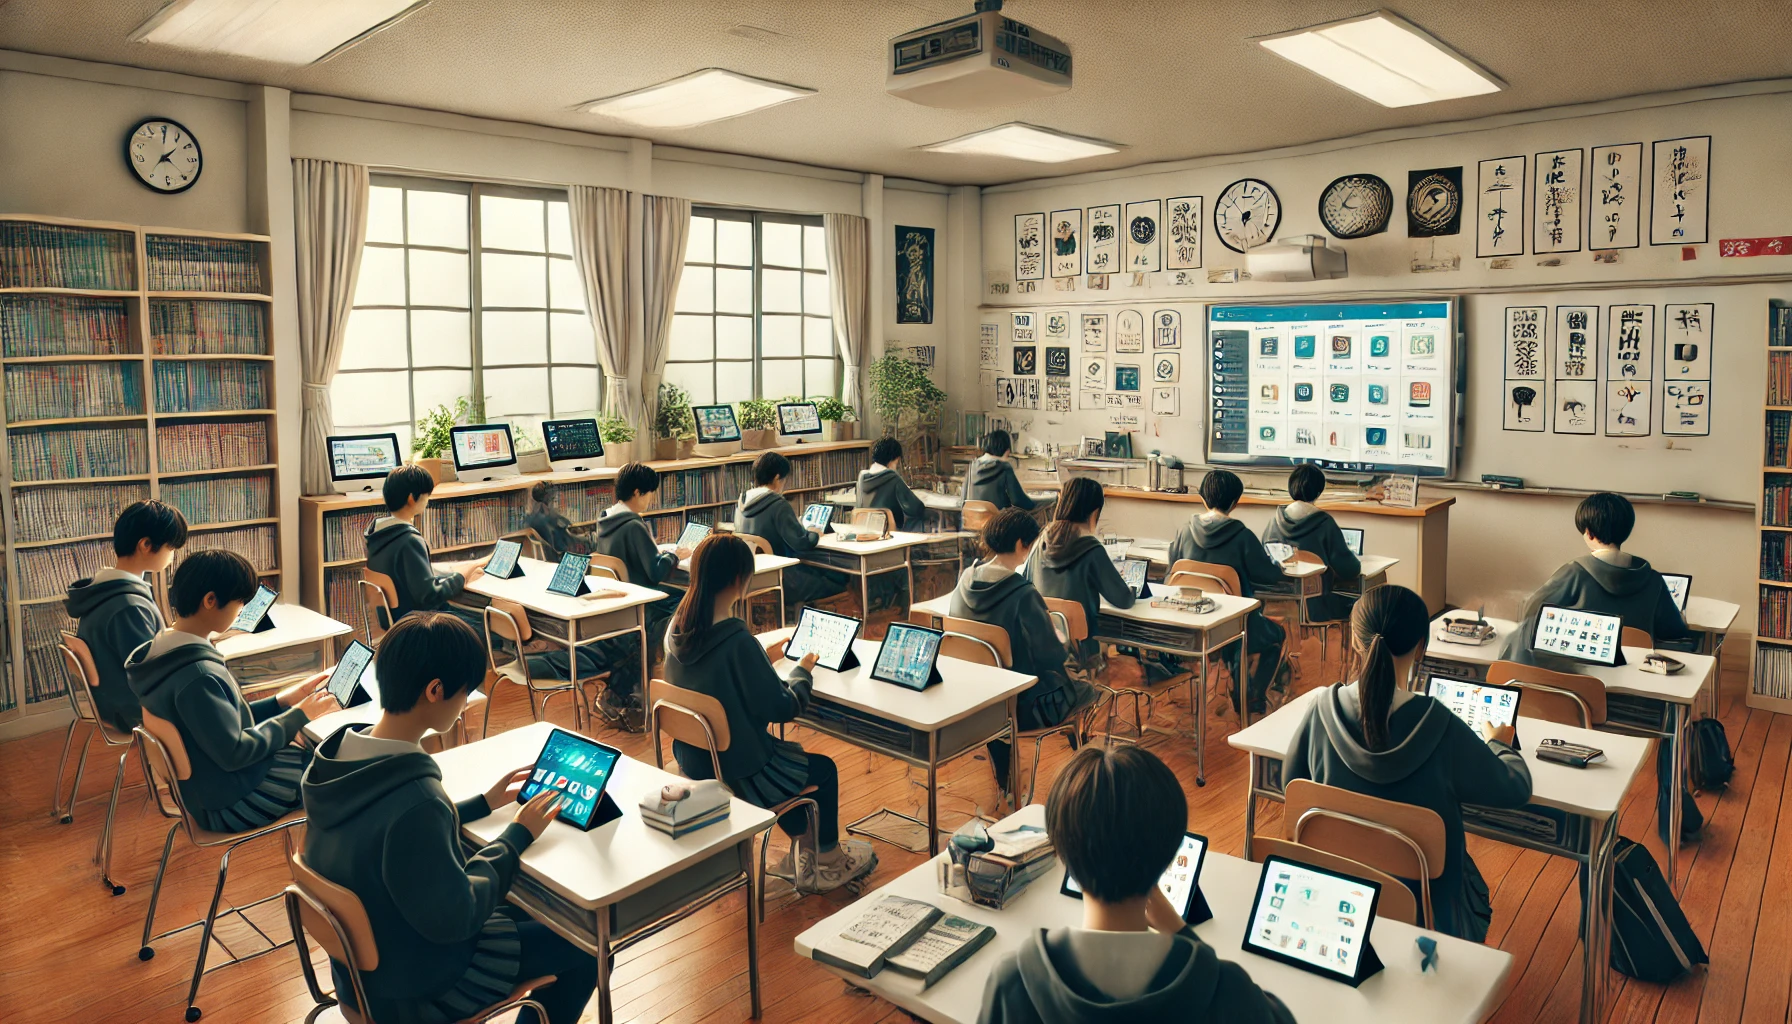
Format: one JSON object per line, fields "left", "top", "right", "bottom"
{"left": 52, "top": 633, "right": 144, "bottom": 896}
{"left": 730, "top": 533, "right": 788, "bottom": 628}
{"left": 482, "top": 601, "right": 595, "bottom": 735}
{"left": 1287, "top": 550, "right": 1349, "bottom": 677}
{"left": 1283, "top": 779, "right": 1447, "bottom": 930}
{"left": 587, "top": 553, "right": 629, "bottom": 583}
{"left": 285, "top": 853, "right": 555, "bottom": 1024}
{"left": 1043, "top": 597, "right": 1123, "bottom": 745}
{"left": 1248, "top": 836, "right": 1419, "bottom": 927}
{"left": 1621, "top": 626, "right": 1653, "bottom": 650}
{"left": 357, "top": 568, "right": 399, "bottom": 644}
{"left": 134, "top": 712, "right": 306, "bottom": 1022}
{"left": 1487, "top": 659, "right": 1607, "bottom": 728}
{"left": 647, "top": 678, "right": 820, "bottom": 919}
{"left": 960, "top": 499, "right": 998, "bottom": 532}
{"left": 524, "top": 528, "right": 548, "bottom": 562}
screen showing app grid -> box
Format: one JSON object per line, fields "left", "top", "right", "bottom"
{"left": 548, "top": 553, "right": 590, "bottom": 595}
{"left": 327, "top": 641, "right": 374, "bottom": 705}
{"left": 802, "top": 504, "right": 835, "bottom": 530}
{"left": 486, "top": 539, "right": 521, "bottom": 578}
{"left": 330, "top": 435, "right": 399, "bottom": 478}
{"left": 1427, "top": 678, "right": 1520, "bottom": 733}
{"left": 786, "top": 608, "right": 860, "bottom": 669}
{"left": 1116, "top": 557, "right": 1149, "bottom": 595}
{"left": 675, "top": 522, "right": 711, "bottom": 550}
{"left": 453, "top": 427, "right": 513, "bottom": 467}
{"left": 519, "top": 731, "right": 620, "bottom": 830}
{"left": 872, "top": 624, "right": 941, "bottom": 690}
{"left": 1247, "top": 859, "right": 1375, "bottom": 976}
{"left": 1662, "top": 574, "right": 1690, "bottom": 611}
{"left": 1341, "top": 528, "right": 1365, "bottom": 556}
{"left": 232, "top": 585, "right": 276, "bottom": 631}
{"left": 542, "top": 419, "right": 602, "bottom": 461}
{"left": 1066, "top": 833, "right": 1206, "bottom": 913}
{"left": 1534, "top": 605, "right": 1621, "bottom": 664}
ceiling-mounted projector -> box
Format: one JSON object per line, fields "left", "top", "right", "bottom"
{"left": 1246, "top": 235, "right": 1349, "bottom": 282}
{"left": 887, "top": 0, "right": 1071, "bottom": 108}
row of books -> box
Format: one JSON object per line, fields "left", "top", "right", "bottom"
{"left": 20, "top": 602, "right": 76, "bottom": 706}
{"left": 547, "top": 480, "right": 618, "bottom": 523}
{"left": 1772, "top": 351, "right": 1792, "bottom": 408}
{"left": 150, "top": 299, "right": 267, "bottom": 355}
{"left": 0, "top": 295, "right": 133, "bottom": 357}
{"left": 420, "top": 496, "right": 527, "bottom": 550}
{"left": 324, "top": 567, "right": 367, "bottom": 636}
{"left": 14, "top": 537, "right": 114, "bottom": 600}
{"left": 322, "top": 509, "right": 383, "bottom": 562}
{"left": 1760, "top": 585, "right": 1792, "bottom": 642}
{"left": 161, "top": 472, "right": 273, "bottom": 526}
{"left": 145, "top": 236, "right": 265, "bottom": 294}
{"left": 645, "top": 465, "right": 754, "bottom": 510}
{"left": 1770, "top": 411, "right": 1792, "bottom": 471}
{"left": 1754, "top": 646, "right": 1792, "bottom": 701}
{"left": 175, "top": 524, "right": 278, "bottom": 573}
{"left": 0, "top": 566, "right": 12, "bottom": 712}
{"left": 4, "top": 362, "right": 143, "bottom": 422}
{"left": 1763, "top": 532, "right": 1792, "bottom": 582}
{"left": 9, "top": 423, "right": 149, "bottom": 480}
{"left": 152, "top": 360, "right": 267, "bottom": 413}
{"left": 1764, "top": 478, "right": 1792, "bottom": 527}
{"left": 1769, "top": 301, "right": 1792, "bottom": 347}
{"left": 11, "top": 481, "right": 150, "bottom": 544}
{"left": 158, "top": 419, "right": 269, "bottom": 473}
{"left": 0, "top": 222, "right": 135, "bottom": 290}
{"left": 782, "top": 449, "right": 868, "bottom": 491}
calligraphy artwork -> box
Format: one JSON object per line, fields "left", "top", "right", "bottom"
{"left": 1651, "top": 136, "right": 1710, "bottom": 245}
{"left": 1554, "top": 379, "right": 1596, "bottom": 435}
{"left": 1153, "top": 353, "right": 1180, "bottom": 383}
{"left": 1123, "top": 200, "right": 1162, "bottom": 273}
{"left": 1533, "top": 149, "right": 1583, "bottom": 254}
{"left": 1010, "top": 311, "right": 1035, "bottom": 343}
{"left": 1019, "top": 379, "right": 1040, "bottom": 409}
{"left": 1152, "top": 386, "right": 1180, "bottom": 416}
{"left": 1605, "top": 379, "right": 1651, "bottom": 437}
{"left": 1476, "top": 156, "right": 1525, "bottom": 258}
{"left": 1015, "top": 212, "right": 1045, "bottom": 281}
{"left": 906, "top": 345, "right": 935, "bottom": 368}
{"left": 1114, "top": 310, "right": 1145, "bottom": 353}
{"left": 1048, "top": 209, "right": 1082, "bottom": 278}
{"left": 1045, "top": 346, "right": 1071, "bottom": 377}
{"left": 1012, "top": 346, "right": 1037, "bottom": 376}
{"left": 1046, "top": 380, "right": 1071, "bottom": 413}
{"left": 1164, "top": 196, "right": 1203, "bottom": 270}
{"left": 1504, "top": 306, "right": 1547, "bottom": 379}
{"left": 1590, "top": 143, "right": 1643, "bottom": 249}
{"left": 995, "top": 377, "right": 1018, "bottom": 408}
{"left": 1114, "top": 363, "right": 1142, "bottom": 392}
{"left": 1504, "top": 381, "right": 1544, "bottom": 432}
{"left": 1044, "top": 310, "right": 1070, "bottom": 343}
{"left": 1079, "top": 391, "right": 1104, "bottom": 410}
{"left": 1407, "top": 166, "right": 1463, "bottom": 237}
{"left": 1081, "top": 356, "right": 1107, "bottom": 391}
{"left": 1663, "top": 381, "right": 1710, "bottom": 437}
{"left": 1663, "top": 302, "right": 1714, "bottom": 379}
{"left": 1086, "top": 205, "right": 1121, "bottom": 275}
{"left": 894, "top": 225, "right": 934, "bottom": 324}
{"left": 1605, "top": 304, "right": 1655, "bottom": 381}
{"left": 1552, "top": 306, "right": 1599, "bottom": 380}
{"left": 1152, "top": 309, "right": 1182, "bottom": 349}
{"left": 979, "top": 322, "right": 999, "bottom": 369}
{"left": 1080, "top": 312, "right": 1108, "bottom": 352}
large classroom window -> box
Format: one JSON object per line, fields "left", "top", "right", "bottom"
{"left": 332, "top": 176, "right": 599, "bottom": 452}
{"left": 665, "top": 209, "right": 838, "bottom": 405}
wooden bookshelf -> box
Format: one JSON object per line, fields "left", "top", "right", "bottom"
{"left": 1753, "top": 301, "right": 1792, "bottom": 714}
{"left": 0, "top": 214, "right": 282, "bottom": 725}
{"left": 298, "top": 440, "right": 872, "bottom": 650}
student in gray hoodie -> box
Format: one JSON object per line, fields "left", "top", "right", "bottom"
{"left": 1033, "top": 478, "right": 1134, "bottom": 668}
{"left": 952, "top": 508, "right": 1092, "bottom": 790}
{"left": 587, "top": 462, "right": 691, "bottom": 717}
{"left": 978, "top": 746, "right": 1293, "bottom": 1024}
{"left": 664, "top": 533, "right": 875, "bottom": 892}
{"left": 364, "top": 465, "right": 486, "bottom": 632}
{"left": 857, "top": 436, "right": 926, "bottom": 532}
{"left": 64, "top": 499, "right": 188, "bottom": 731}
{"left": 963, "top": 429, "right": 1038, "bottom": 510}
{"left": 300, "top": 613, "right": 596, "bottom": 1024}
{"left": 1285, "top": 585, "right": 1532, "bottom": 942}
{"left": 1168, "top": 470, "right": 1288, "bottom": 715}
{"left": 734, "top": 451, "right": 846, "bottom": 609}
{"left": 127, "top": 550, "right": 339, "bottom": 832}
{"left": 1263, "top": 464, "right": 1361, "bottom": 623}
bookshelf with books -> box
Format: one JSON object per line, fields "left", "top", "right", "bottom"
{"left": 1755, "top": 299, "right": 1792, "bottom": 714}
{"left": 0, "top": 215, "right": 281, "bottom": 725}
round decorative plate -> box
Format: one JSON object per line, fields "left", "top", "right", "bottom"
{"left": 1318, "top": 173, "right": 1392, "bottom": 239}
{"left": 1408, "top": 171, "right": 1462, "bottom": 235}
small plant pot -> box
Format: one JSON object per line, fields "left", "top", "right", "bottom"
{"left": 741, "top": 428, "right": 778, "bottom": 450}
{"left": 653, "top": 438, "right": 680, "bottom": 461}
{"left": 516, "top": 449, "right": 550, "bottom": 474}
{"left": 414, "top": 457, "right": 456, "bottom": 483}
{"left": 601, "top": 440, "right": 634, "bottom": 466}
{"left": 677, "top": 438, "right": 697, "bottom": 459}
{"left": 822, "top": 421, "right": 858, "bottom": 442}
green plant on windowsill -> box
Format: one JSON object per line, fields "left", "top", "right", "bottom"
{"left": 598, "top": 415, "right": 636, "bottom": 444}
{"left": 654, "top": 382, "right": 696, "bottom": 440}
{"left": 737, "top": 398, "right": 779, "bottom": 431}
{"left": 812, "top": 396, "right": 856, "bottom": 423}
{"left": 412, "top": 397, "right": 473, "bottom": 458}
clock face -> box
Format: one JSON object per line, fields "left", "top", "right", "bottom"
{"left": 125, "top": 118, "right": 202, "bottom": 194}
{"left": 1213, "top": 178, "right": 1281, "bottom": 253}
{"left": 1318, "top": 174, "right": 1393, "bottom": 239}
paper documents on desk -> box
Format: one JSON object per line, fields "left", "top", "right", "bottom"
{"left": 886, "top": 915, "right": 996, "bottom": 987}
{"left": 813, "top": 895, "right": 942, "bottom": 978}
{"left": 987, "top": 824, "right": 1051, "bottom": 860}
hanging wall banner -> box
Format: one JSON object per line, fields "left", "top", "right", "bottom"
{"left": 1552, "top": 306, "right": 1599, "bottom": 380}
{"left": 1606, "top": 304, "right": 1655, "bottom": 381}
{"left": 1534, "top": 149, "right": 1583, "bottom": 254}
{"left": 1651, "top": 136, "right": 1710, "bottom": 246}
{"left": 1590, "top": 143, "right": 1643, "bottom": 249}
{"left": 1049, "top": 209, "right": 1082, "bottom": 278}
{"left": 1114, "top": 310, "right": 1145, "bottom": 353}
{"left": 1124, "top": 200, "right": 1162, "bottom": 273}
{"left": 1503, "top": 306, "right": 1547, "bottom": 380}
{"left": 1476, "top": 156, "right": 1525, "bottom": 258}
{"left": 1080, "top": 312, "right": 1108, "bottom": 352}
{"left": 1164, "top": 196, "right": 1203, "bottom": 270}
{"left": 894, "top": 225, "right": 935, "bottom": 324}
{"left": 1152, "top": 309, "right": 1182, "bottom": 349}
{"left": 1015, "top": 212, "right": 1045, "bottom": 281}
{"left": 1086, "top": 204, "right": 1121, "bottom": 276}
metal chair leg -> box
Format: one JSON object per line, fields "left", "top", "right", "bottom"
{"left": 62, "top": 727, "right": 96, "bottom": 825}
{"left": 96, "top": 748, "right": 129, "bottom": 895}
{"left": 50, "top": 717, "right": 81, "bottom": 822}
{"left": 185, "top": 842, "right": 240, "bottom": 1021}
{"left": 140, "top": 822, "right": 180, "bottom": 959}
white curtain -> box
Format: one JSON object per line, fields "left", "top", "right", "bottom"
{"left": 640, "top": 195, "right": 691, "bottom": 418}
{"left": 567, "top": 185, "right": 632, "bottom": 417}
{"left": 294, "top": 159, "right": 370, "bottom": 496}
{"left": 824, "top": 213, "right": 870, "bottom": 411}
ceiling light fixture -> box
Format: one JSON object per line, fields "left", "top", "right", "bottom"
{"left": 922, "top": 122, "right": 1121, "bottom": 163}
{"left": 580, "top": 69, "right": 815, "bottom": 129}
{"left": 1257, "top": 10, "right": 1503, "bottom": 108}
{"left": 129, "top": 0, "right": 428, "bottom": 65}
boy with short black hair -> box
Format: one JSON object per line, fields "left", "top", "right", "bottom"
{"left": 523, "top": 481, "right": 593, "bottom": 562}
{"left": 857, "top": 436, "right": 926, "bottom": 532}
{"left": 65, "top": 499, "right": 189, "bottom": 730}
{"left": 1263, "top": 463, "right": 1361, "bottom": 622}
{"left": 978, "top": 746, "right": 1293, "bottom": 1024}
{"left": 128, "top": 549, "right": 337, "bottom": 832}
{"left": 302, "top": 613, "right": 597, "bottom": 1024}
{"left": 589, "top": 462, "right": 690, "bottom": 718}
{"left": 365, "top": 464, "right": 485, "bottom": 630}
{"left": 735, "top": 451, "right": 846, "bottom": 608}
{"left": 1168, "top": 469, "right": 1288, "bottom": 715}
{"left": 963, "top": 429, "right": 1037, "bottom": 510}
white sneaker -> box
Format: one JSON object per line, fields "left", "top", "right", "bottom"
{"left": 767, "top": 844, "right": 797, "bottom": 881}
{"left": 799, "top": 840, "right": 878, "bottom": 893}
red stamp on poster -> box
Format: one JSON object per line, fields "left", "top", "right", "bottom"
{"left": 1719, "top": 236, "right": 1792, "bottom": 257}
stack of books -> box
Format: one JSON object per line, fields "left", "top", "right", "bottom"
{"left": 639, "top": 780, "right": 731, "bottom": 838}
{"left": 813, "top": 894, "right": 994, "bottom": 988}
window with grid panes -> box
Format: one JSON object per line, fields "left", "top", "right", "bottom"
{"left": 665, "top": 210, "right": 837, "bottom": 405}
{"left": 333, "top": 177, "right": 600, "bottom": 453}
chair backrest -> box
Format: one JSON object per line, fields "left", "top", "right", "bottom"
{"left": 1621, "top": 625, "right": 1653, "bottom": 650}
{"left": 139, "top": 710, "right": 193, "bottom": 781}
{"left": 1166, "top": 559, "right": 1241, "bottom": 596}
{"left": 1486, "top": 659, "right": 1607, "bottom": 727}
{"left": 57, "top": 631, "right": 101, "bottom": 726}
{"left": 1042, "top": 597, "right": 1089, "bottom": 643}
{"left": 288, "top": 852, "right": 380, "bottom": 971}
{"left": 1284, "top": 779, "right": 1447, "bottom": 886}
{"left": 524, "top": 528, "right": 548, "bottom": 561}
{"left": 908, "top": 608, "right": 942, "bottom": 629}
{"left": 940, "top": 616, "right": 1012, "bottom": 668}
{"left": 1248, "top": 836, "right": 1419, "bottom": 927}
{"left": 736, "top": 533, "right": 774, "bottom": 556}
{"left": 1289, "top": 549, "right": 1326, "bottom": 568}
{"left": 484, "top": 599, "right": 533, "bottom": 644}
{"left": 961, "top": 500, "right": 998, "bottom": 531}
{"left": 359, "top": 569, "right": 399, "bottom": 640}
{"left": 849, "top": 507, "right": 891, "bottom": 538}
{"left": 588, "top": 553, "right": 629, "bottom": 583}
{"left": 648, "top": 678, "right": 730, "bottom": 778}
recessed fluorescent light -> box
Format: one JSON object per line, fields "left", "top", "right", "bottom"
{"left": 922, "top": 123, "right": 1121, "bottom": 163}
{"left": 130, "top": 0, "right": 428, "bottom": 65}
{"left": 1257, "top": 10, "right": 1503, "bottom": 108}
{"left": 580, "top": 69, "right": 815, "bottom": 129}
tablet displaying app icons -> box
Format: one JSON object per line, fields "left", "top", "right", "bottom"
{"left": 784, "top": 607, "right": 863, "bottom": 671}
{"left": 1532, "top": 605, "right": 1622, "bottom": 666}
{"left": 1244, "top": 856, "right": 1380, "bottom": 982}
{"left": 1116, "top": 557, "right": 1149, "bottom": 596}
{"left": 1427, "top": 678, "right": 1521, "bottom": 735}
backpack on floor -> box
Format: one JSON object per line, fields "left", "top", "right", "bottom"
{"left": 1608, "top": 837, "right": 1708, "bottom": 983}
{"left": 1655, "top": 744, "right": 1705, "bottom": 845}
{"left": 1689, "top": 717, "right": 1734, "bottom": 791}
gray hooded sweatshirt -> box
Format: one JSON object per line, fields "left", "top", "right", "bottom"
{"left": 364, "top": 516, "right": 464, "bottom": 625}
{"left": 1262, "top": 506, "right": 1361, "bottom": 622}
{"left": 1498, "top": 553, "right": 1689, "bottom": 667}
{"left": 736, "top": 488, "right": 820, "bottom": 559}
{"left": 1035, "top": 532, "right": 1135, "bottom": 659}
{"left": 949, "top": 563, "right": 1085, "bottom": 728}
{"left": 1167, "top": 514, "right": 1286, "bottom": 654}
{"left": 964, "top": 455, "right": 1037, "bottom": 510}
{"left": 65, "top": 568, "right": 163, "bottom": 729}
{"left": 857, "top": 465, "right": 925, "bottom": 531}
{"left": 593, "top": 505, "right": 679, "bottom": 589}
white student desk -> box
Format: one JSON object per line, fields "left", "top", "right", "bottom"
{"left": 669, "top": 551, "right": 797, "bottom": 626}
{"left": 1682, "top": 596, "right": 1739, "bottom": 719}
{"left": 911, "top": 590, "right": 1259, "bottom": 786}
{"left": 1228, "top": 688, "right": 1651, "bottom": 1024}
{"left": 214, "top": 604, "right": 353, "bottom": 692}
{"left": 1421, "top": 614, "right": 1714, "bottom": 884}
{"left": 794, "top": 804, "right": 1513, "bottom": 1024}
{"left": 754, "top": 630, "right": 1034, "bottom": 856}
{"left": 801, "top": 531, "right": 963, "bottom": 619}
{"left": 1126, "top": 539, "right": 1399, "bottom": 596}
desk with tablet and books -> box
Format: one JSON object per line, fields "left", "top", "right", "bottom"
{"left": 1228, "top": 687, "right": 1652, "bottom": 1024}
{"left": 213, "top": 602, "right": 354, "bottom": 691}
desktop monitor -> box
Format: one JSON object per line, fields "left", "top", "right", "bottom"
{"left": 327, "top": 432, "right": 402, "bottom": 494}
{"left": 691, "top": 404, "right": 743, "bottom": 456}
{"left": 449, "top": 423, "right": 519, "bottom": 481}
{"left": 1340, "top": 527, "right": 1365, "bottom": 557}
{"left": 777, "top": 401, "right": 823, "bottom": 439}
{"left": 542, "top": 418, "right": 604, "bottom": 472}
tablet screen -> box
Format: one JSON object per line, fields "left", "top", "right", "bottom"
{"left": 232, "top": 584, "right": 277, "bottom": 632}
{"left": 676, "top": 522, "right": 712, "bottom": 551}
{"left": 1116, "top": 557, "right": 1149, "bottom": 596}
{"left": 1340, "top": 528, "right": 1365, "bottom": 557}
{"left": 547, "top": 552, "right": 591, "bottom": 596}
{"left": 1264, "top": 542, "right": 1295, "bottom": 564}
{"left": 871, "top": 622, "right": 943, "bottom": 690}
{"left": 449, "top": 424, "right": 515, "bottom": 470}
{"left": 1533, "top": 604, "right": 1622, "bottom": 666}
{"left": 1427, "top": 677, "right": 1521, "bottom": 733}
{"left": 1244, "top": 856, "right": 1380, "bottom": 981}
{"left": 326, "top": 640, "right": 375, "bottom": 706}
{"left": 691, "top": 404, "right": 742, "bottom": 443}
{"left": 486, "top": 538, "right": 521, "bottom": 578}
{"left": 517, "top": 728, "right": 622, "bottom": 831}
{"left": 802, "top": 504, "right": 835, "bottom": 530}
{"left": 1662, "top": 573, "right": 1691, "bottom": 612}
{"left": 777, "top": 402, "right": 822, "bottom": 435}
{"left": 328, "top": 433, "right": 401, "bottom": 482}
{"left": 785, "top": 607, "right": 863, "bottom": 671}
{"left": 1063, "top": 832, "right": 1209, "bottom": 921}
{"left": 542, "top": 418, "right": 603, "bottom": 462}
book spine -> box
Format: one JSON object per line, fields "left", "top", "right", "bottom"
{"left": 8, "top": 423, "right": 149, "bottom": 480}
{"left": 15, "top": 538, "right": 114, "bottom": 600}
{"left": 144, "top": 236, "right": 265, "bottom": 294}
{"left": 159, "top": 471, "right": 273, "bottom": 526}
{"left": 0, "top": 223, "right": 136, "bottom": 290}
{"left": 10, "top": 481, "right": 152, "bottom": 543}
{"left": 3, "top": 362, "right": 145, "bottom": 421}
{"left": 175, "top": 524, "right": 277, "bottom": 573}
{"left": 20, "top": 601, "right": 78, "bottom": 705}
{"left": 0, "top": 295, "right": 134, "bottom": 357}
{"left": 149, "top": 299, "right": 267, "bottom": 355}
{"left": 152, "top": 360, "right": 267, "bottom": 413}
{"left": 155, "top": 418, "right": 269, "bottom": 472}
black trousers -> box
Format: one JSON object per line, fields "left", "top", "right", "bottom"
{"left": 779, "top": 752, "right": 841, "bottom": 849}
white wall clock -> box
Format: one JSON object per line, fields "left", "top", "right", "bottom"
{"left": 125, "top": 117, "right": 202, "bottom": 194}
{"left": 1213, "top": 178, "right": 1281, "bottom": 252}
{"left": 1318, "top": 173, "right": 1393, "bottom": 239}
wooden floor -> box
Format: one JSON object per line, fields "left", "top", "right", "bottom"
{"left": 2, "top": 627, "right": 1788, "bottom": 1024}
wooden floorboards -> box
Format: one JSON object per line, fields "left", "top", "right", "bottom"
{"left": 1, "top": 631, "right": 1788, "bottom": 1024}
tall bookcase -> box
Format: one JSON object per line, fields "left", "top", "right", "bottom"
{"left": 1755, "top": 299, "right": 1792, "bottom": 713}
{"left": 298, "top": 441, "right": 871, "bottom": 651}
{"left": 0, "top": 214, "right": 282, "bottom": 726}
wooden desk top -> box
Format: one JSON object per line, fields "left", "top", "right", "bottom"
{"left": 1425, "top": 613, "right": 1713, "bottom": 705}
{"left": 462, "top": 557, "right": 666, "bottom": 620}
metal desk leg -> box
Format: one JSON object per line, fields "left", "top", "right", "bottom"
{"left": 1667, "top": 703, "right": 1688, "bottom": 887}
{"left": 636, "top": 615, "right": 650, "bottom": 704}
{"left": 1580, "top": 812, "right": 1620, "bottom": 1024}
{"left": 1006, "top": 695, "right": 1019, "bottom": 814}
{"left": 745, "top": 838, "right": 762, "bottom": 1018}
{"left": 595, "top": 909, "right": 614, "bottom": 1024}
{"left": 1192, "top": 651, "right": 1207, "bottom": 787}
{"left": 1243, "top": 753, "right": 1259, "bottom": 860}
{"left": 926, "top": 728, "right": 940, "bottom": 857}
{"left": 860, "top": 556, "right": 872, "bottom": 624}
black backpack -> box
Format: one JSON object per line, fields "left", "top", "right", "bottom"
{"left": 1655, "top": 744, "right": 1705, "bottom": 845}
{"left": 1608, "top": 838, "right": 1708, "bottom": 983}
{"left": 1689, "top": 717, "right": 1734, "bottom": 791}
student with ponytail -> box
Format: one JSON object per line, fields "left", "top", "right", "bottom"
{"left": 1283, "top": 584, "right": 1532, "bottom": 942}
{"left": 663, "top": 534, "right": 875, "bottom": 893}
{"left": 1033, "top": 477, "right": 1135, "bottom": 667}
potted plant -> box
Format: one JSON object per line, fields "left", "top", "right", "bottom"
{"left": 737, "top": 398, "right": 779, "bottom": 449}
{"left": 511, "top": 421, "right": 550, "bottom": 473}
{"left": 868, "top": 352, "right": 947, "bottom": 473}
{"left": 812, "top": 396, "right": 857, "bottom": 442}
{"left": 411, "top": 397, "right": 472, "bottom": 483}
{"left": 598, "top": 414, "right": 636, "bottom": 466}
{"left": 652, "top": 382, "right": 696, "bottom": 461}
